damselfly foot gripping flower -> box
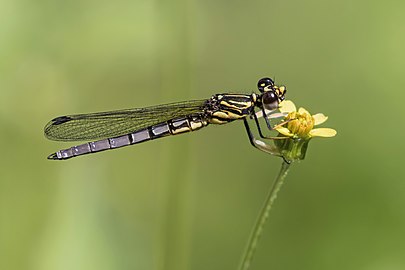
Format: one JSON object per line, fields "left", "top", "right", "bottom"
{"left": 254, "top": 100, "right": 336, "bottom": 163}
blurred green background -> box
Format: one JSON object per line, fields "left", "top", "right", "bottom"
{"left": 1, "top": 0, "right": 405, "bottom": 269}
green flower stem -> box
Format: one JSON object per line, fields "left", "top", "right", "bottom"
{"left": 239, "top": 161, "right": 291, "bottom": 270}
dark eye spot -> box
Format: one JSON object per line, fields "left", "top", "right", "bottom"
{"left": 262, "top": 91, "right": 279, "bottom": 110}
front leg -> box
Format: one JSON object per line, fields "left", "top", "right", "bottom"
{"left": 261, "top": 107, "right": 273, "bottom": 130}
{"left": 243, "top": 118, "right": 282, "bottom": 156}
{"left": 251, "top": 111, "right": 290, "bottom": 140}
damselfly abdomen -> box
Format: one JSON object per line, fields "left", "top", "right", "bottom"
{"left": 44, "top": 78, "right": 286, "bottom": 160}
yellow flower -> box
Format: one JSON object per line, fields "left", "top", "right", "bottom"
{"left": 263, "top": 100, "right": 338, "bottom": 163}
{"left": 276, "top": 100, "right": 337, "bottom": 139}
{"left": 253, "top": 99, "right": 336, "bottom": 162}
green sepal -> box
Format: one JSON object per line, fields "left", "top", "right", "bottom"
{"left": 274, "top": 136, "right": 310, "bottom": 163}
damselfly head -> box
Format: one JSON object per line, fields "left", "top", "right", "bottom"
{"left": 257, "top": 77, "right": 275, "bottom": 92}
{"left": 257, "top": 77, "right": 287, "bottom": 110}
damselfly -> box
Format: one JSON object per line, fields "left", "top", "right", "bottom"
{"left": 44, "top": 77, "right": 286, "bottom": 160}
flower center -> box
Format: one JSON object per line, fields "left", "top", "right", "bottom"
{"left": 285, "top": 111, "right": 314, "bottom": 138}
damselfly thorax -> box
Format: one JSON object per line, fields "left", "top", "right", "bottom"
{"left": 44, "top": 77, "right": 286, "bottom": 160}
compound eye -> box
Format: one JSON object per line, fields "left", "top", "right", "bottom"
{"left": 262, "top": 91, "right": 279, "bottom": 110}
{"left": 257, "top": 77, "right": 275, "bottom": 93}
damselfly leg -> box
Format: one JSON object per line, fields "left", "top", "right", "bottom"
{"left": 250, "top": 109, "right": 290, "bottom": 140}
{"left": 243, "top": 118, "right": 282, "bottom": 157}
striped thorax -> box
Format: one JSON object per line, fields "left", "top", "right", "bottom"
{"left": 205, "top": 94, "right": 255, "bottom": 124}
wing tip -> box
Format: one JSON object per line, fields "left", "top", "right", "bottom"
{"left": 44, "top": 116, "right": 73, "bottom": 140}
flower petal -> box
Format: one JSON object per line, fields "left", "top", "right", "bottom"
{"left": 312, "top": 113, "right": 328, "bottom": 126}
{"left": 276, "top": 127, "right": 294, "bottom": 137}
{"left": 279, "top": 100, "right": 296, "bottom": 113}
{"left": 309, "top": 128, "right": 337, "bottom": 137}
{"left": 268, "top": 112, "right": 288, "bottom": 119}
{"left": 255, "top": 110, "right": 287, "bottom": 120}
{"left": 298, "top": 107, "right": 310, "bottom": 115}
